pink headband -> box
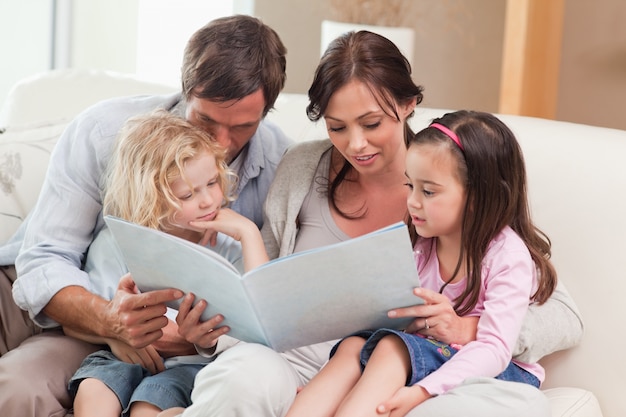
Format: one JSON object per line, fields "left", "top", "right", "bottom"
{"left": 430, "top": 123, "right": 463, "bottom": 150}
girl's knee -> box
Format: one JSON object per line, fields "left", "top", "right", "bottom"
{"left": 376, "top": 334, "right": 407, "bottom": 352}
{"left": 335, "top": 336, "right": 366, "bottom": 357}
{"left": 368, "top": 334, "right": 411, "bottom": 368}
{"left": 76, "top": 377, "right": 111, "bottom": 395}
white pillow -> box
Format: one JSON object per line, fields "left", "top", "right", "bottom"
{"left": 0, "top": 120, "right": 68, "bottom": 244}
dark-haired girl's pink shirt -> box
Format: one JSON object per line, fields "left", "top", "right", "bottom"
{"left": 413, "top": 225, "right": 543, "bottom": 395}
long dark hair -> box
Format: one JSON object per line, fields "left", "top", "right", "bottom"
{"left": 409, "top": 110, "right": 557, "bottom": 315}
{"left": 307, "top": 30, "right": 424, "bottom": 218}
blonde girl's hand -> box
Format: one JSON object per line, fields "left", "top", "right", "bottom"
{"left": 152, "top": 317, "right": 198, "bottom": 358}
{"left": 376, "top": 385, "right": 431, "bottom": 416}
{"left": 175, "top": 292, "right": 230, "bottom": 350}
{"left": 191, "top": 208, "right": 268, "bottom": 272}
{"left": 195, "top": 223, "right": 219, "bottom": 247}
{"left": 107, "top": 338, "right": 164, "bottom": 375}
{"left": 388, "top": 288, "right": 478, "bottom": 346}
{"left": 191, "top": 208, "right": 255, "bottom": 247}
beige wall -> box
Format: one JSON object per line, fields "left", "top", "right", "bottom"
{"left": 256, "top": 0, "right": 506, "bottom": 112}
{"left": 2, "top": 1, "right": 625, "bottom": 131}
{"left": 557, "top": 0, "right": 626, "bottom": 129}
{"left": 258, "top": 0, "right": 626, "bottom": 131}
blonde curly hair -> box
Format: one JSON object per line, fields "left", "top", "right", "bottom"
{"left": 103, "top": 109, "right": 237, "bottom": 230}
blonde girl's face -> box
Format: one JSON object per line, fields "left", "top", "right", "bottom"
{"left": 168, "top": 150, "right": 224, "bottom": 240}
{"left": 405, "top": 143, "right": 466, "bottom": 240}
{"left": 323, "top": 79, "right": 415, "bottom": 176}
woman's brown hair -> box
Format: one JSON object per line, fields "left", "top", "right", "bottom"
{"left": 307, "top": 30, "right": 424, "bottom": 218}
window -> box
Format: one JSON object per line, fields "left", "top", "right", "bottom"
{"left": 136, "top": 0, "right": 235, "bottom": 87}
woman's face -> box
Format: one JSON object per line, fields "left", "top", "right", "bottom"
{"left": 323, "top": 80, "right": 414, "bottom": 176}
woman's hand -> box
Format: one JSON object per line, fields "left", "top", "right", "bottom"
{"left": 388, "top": 288, "right": 478, "bottom": 346}
{"left": 108, "top": 338, "right": 165, "bottom": 375}
{"left": 176, "top": 293, "right": 230, "bottom": 350}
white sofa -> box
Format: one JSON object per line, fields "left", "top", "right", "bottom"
{"left": 1, "top": 69, "right": 624, "bottom": 417}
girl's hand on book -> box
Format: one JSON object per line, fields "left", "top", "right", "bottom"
{"left": 176, "top": 292, "right": 230, "bottom": 349}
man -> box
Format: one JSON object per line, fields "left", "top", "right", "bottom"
{"left": 0, "top": 14, "right": 291, "bottom": 416}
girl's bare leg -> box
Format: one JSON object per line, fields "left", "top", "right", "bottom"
{"left": 156, "top": 407, "right": 185, "bottom": 417}
{"left": 73, "top": 378, "right": 122, "bottom": 417}
{"left": 285, "top": 336, "right": 365, "bottom": 417}
{"left": 130, "top": 401, "right": 165, "bottom": 417}
{"left": 335, "top": 335, "right": 411, "bottom": 417}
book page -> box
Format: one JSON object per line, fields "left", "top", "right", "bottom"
{"left": 243, "top": 222, "right": 422, "bottom": 351}
{"left": 104, "top": 216, "right": 269, "bottom": 344}
{"left": 106, "top": 217, "right": 422, "bottom": 351}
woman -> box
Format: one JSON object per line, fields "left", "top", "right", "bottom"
{"left": 284, "top": 110, "right": 558, "bottom": 416}
{"left": 174, "top": 31, "right": 582, "bottom": 417}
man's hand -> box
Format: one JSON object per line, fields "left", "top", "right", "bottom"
{"left": 104, "top": 273, "right": 183, "bottom": 348}
{"left": 388, "top": 288, "right": 478, "bottom": 346}
{"left": 108, "top": 338, "right": 165, "bottom": 375}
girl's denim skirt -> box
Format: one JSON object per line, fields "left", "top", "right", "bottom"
{"left": 331, "top": 329, "right": 539, "bottom": 388}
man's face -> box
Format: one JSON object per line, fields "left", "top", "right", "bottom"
{"left": 185, "top": 88, "right": 265, "bottom": 163}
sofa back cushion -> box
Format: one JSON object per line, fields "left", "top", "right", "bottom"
{"left": 0, "top": 121, "right": 68, "bottom": 244}
{"left": 0, "top": 69, "right": 175, "bottom": 245}
{"left": 0, "top": 68, "right": 175, "bottom": 128}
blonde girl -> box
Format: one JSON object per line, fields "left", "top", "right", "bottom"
{"left": 66, "top": 110, "right": 268, "bottom": 417}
